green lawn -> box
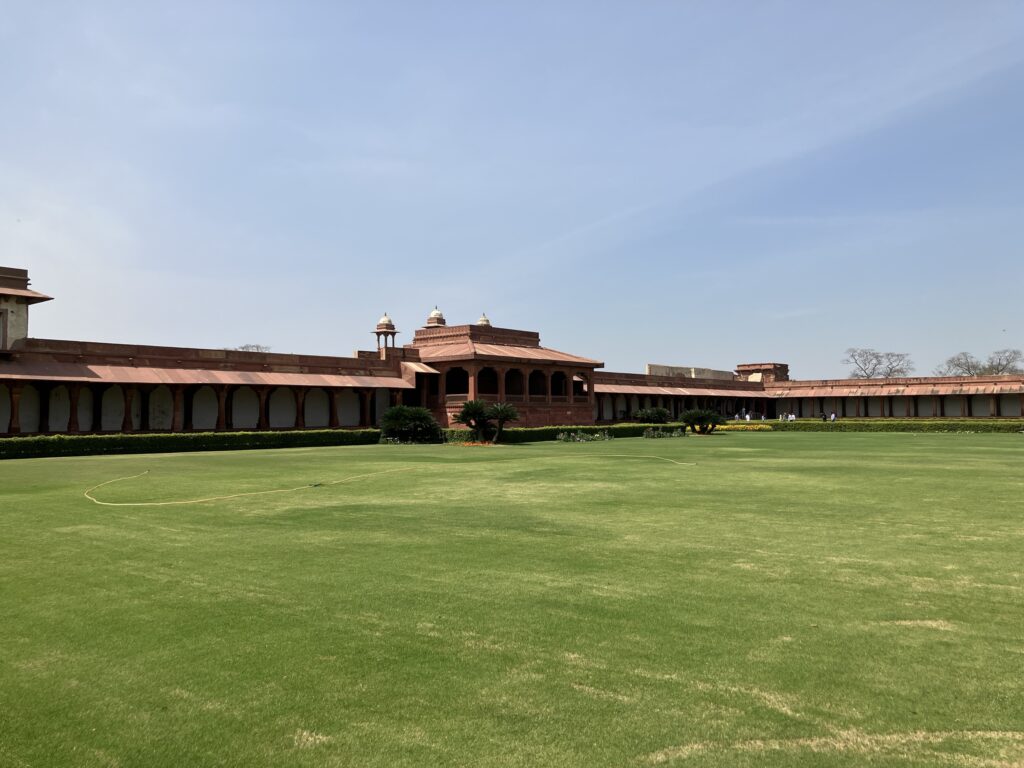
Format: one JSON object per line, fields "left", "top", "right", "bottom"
{"left": 1, "top": 434, "right": 1022, "bottom": 767}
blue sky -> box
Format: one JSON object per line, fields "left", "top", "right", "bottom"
{"left": 2, "top": 2, "right": 1022, "bottom": 377}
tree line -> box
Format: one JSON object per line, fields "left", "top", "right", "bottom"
{"left": 842, "top": 347, "right": 1023, "bottom": 379}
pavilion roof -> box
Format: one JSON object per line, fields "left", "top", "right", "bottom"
{"left": 0, "top": 286, "right": 53, "bottom": 304}
{"left": 415, "top": 340, "right": 602, "bottom": 367}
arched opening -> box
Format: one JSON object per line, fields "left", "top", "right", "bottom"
{"left": 305, "top": 388, "right": 329, "bottom": 428}
{"left": 338, "top": 390, "right": 360, "bottom": 427}
{"left": 573, "top": 375, "right": 587, "bottom": 398}
{"left": 528, "top": 370, "right": 547, "bottom": 398}
{"left": 614, "top": 394, "right": 627, "bottom": 419}
{"left": 550, "top": 371, "right": 568, "bottom": 398}
{"left": 231, "top": 387, "right": 259, "bottom": 428}
{"left": 48, "top": 385, "right": 71, "bottom": 432}
{"left": 77, "top": 387, "right": 94, "bottom": 431}
{"left": 101, "top": 385, "right": 124, "bottom": 431}
{"left": 268, "top": 387, "right": 297, "bottom": 428}
{"left": 445, "top": 367, "right": 469, "bottom": 396}
{"left": 18, "top": 385, "right": 41, "bottom": 433}
{"left": 505, "top": 369, "right": 525, "bottom": 399}
{"left": 192, "top": 386, "right": 218, "bottom": 430}
{"left": 477, "top": 367, "right": 499, "bottom": 396}
{"left": 602, "top": 394, "right": 614, "bottom": 420}
{"left": 374, "top": 389, "right": 390, "bottom": 426}
{"left": 149, "top": 385, "right": 174, "bottom": 430}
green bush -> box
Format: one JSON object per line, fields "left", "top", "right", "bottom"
{"left": 634, "top": 407, "right": 671, "bottom": 424}
{"left": 681, "top": 409, "right": 725, "bottom": 434}
{"left": 0, "top": 429, "right": 381, "bottom": 460}
{"left": 380, "top": 405, "right": 442, "bottom": 443}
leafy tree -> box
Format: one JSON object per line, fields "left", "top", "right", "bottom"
{"left": 934, "top": 349, "right": 1023, "bottom": 376}
{"left": 488, "top": 402, "right": 519, "bottom": 443}
{"left": 380, "top": 405, "right": 442, "bottom": 443}
{"left": 681, "top": 408, "right": 724, "bottom": 434}
{"left": 842, "top": 348, "right": 914, "bottom": 378}
{"left": 454, "top": 400, "right": 493, "bottom": 441}
{"left": 634, "top": 406, "right": 670, "bottom": 424}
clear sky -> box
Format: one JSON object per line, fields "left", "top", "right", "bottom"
{"left": 2, "top": 2, "right": 1022, "bottom": 378}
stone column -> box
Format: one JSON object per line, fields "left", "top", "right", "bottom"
{"left": 257, "top": 388, "right": 269, "bottom": 430}
{"left": 122, "top": 387, "right": 135, "bottom": 432}
{"left": 294, "top": 388, "right": 306, "bottom": 429}
{"left": 92, "top": 386, "right": 104, "bottom": 432}
{"left": 990, "top": 394, "right": 999, "bottom": 418}
{"left": 139, "top": 388, "right": 151, "bottom": 431}
{"left": 68, "top": 384, "right": 81, "bottom": 433}
{"left": 9, "top": 383, "right": 22, "bottom": 434}
{"left": 467, "top": 366, "right": 478, "bottom": 401}
{"left": 545, "top": 371, "right": 552, "bottom": 404}
{"left": 497, "top": 368, "right": 506, "bottom": 402}
{"left": 216, "top": 386, "right": 229, "bottom": 430}
{"left": 172, "top": 386, "right": 186, "bottom": 431}
{"left": 358, "top": 389, "right": 370, "bottom": 427}
{"left": 438, "top": 370, "right": 446, "bottom": 402}
{"left": 328, "top": 390, "right": 340, "bottom": 429}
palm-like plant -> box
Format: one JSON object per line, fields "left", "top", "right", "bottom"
{"left": 488, "top": 402, "right": 519, "bottom": 443}
{"left": 454, "top": 400, "right": 492, "bottom": 441}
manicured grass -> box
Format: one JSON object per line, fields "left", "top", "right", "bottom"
{"left": 1, "top": 434, "right": 1022, "bottom": 767}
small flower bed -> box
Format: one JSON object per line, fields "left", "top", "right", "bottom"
{"left": 556, "top": 430, "right": 613, "bottom": 442}
{"left": 643, "top": 428, "right": 687, "bottom": 439}
{"left": 717, "top": 423, "right": 773, "bottom": 432}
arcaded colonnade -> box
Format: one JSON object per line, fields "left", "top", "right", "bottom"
{"left": 431, "top": 365, "right": 592, "bottom": 405}
{"left": 592, "top": 393, "right": 768, "bottom": 421}
{"left": 0, "top": 382, "right": 398, "bottom": 435}
{"left": 774, "top": 393, "right": 1024, "bottom": 419}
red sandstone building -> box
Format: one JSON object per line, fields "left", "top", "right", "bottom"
{"left": 1, "top": 266, "right": 1022, "bottom": 436}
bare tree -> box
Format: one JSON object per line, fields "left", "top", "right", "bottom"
{"left": 842, "top": 348, "right": 883, "bottom": 378}
{"left": 227, "top": 344, "right": 271, "bottom": 353}
{"left": 935, "top": 349, "right": 1022, "bottom": 376}
{"left": 878, "top": 352, "right": 915, "bottom": 378}
{"left": 985, "top": 348, "right": 1023, "bottom": 374}
{"left": 842, "top": 348, "right": 914, "bottom": 378}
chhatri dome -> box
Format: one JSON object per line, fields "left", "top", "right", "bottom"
{"left": 425, "top": 306, "right": 446, "bottom": 327}
{"left": 376, "top": 313, "right": 395, "bottom": 331}
{"left": 476, "top": 313, "right": 491, "bottom": 327}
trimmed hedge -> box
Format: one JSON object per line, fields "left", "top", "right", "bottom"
{"left": 444, "top": 423, "right": 687, "bottom": 444}
{"left": 768, "top": 419, "right": 1024, "bottom": 433}
{"left": 0, "top": 429, "right": 381, "bottom": 460}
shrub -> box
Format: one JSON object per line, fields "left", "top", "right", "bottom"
{"left": 489, "top": 402, "right": 520, "bottom": 443}
{"left": 557, "top": 430, "right": 612, "bottom": 442}
{"left": 0, "top": 429, "right": 381, "bottom": 460}
{"left": 634, "top": 407, "right": 671, "bottom": 424}
{"left": 380, "top": 405, "right": 442, "bottom": 443}
{"left": 454, "top": 400, "right": 493, "bottom": 441}
{"left": 681, "top": 409, "right": 725, "bottom": 434}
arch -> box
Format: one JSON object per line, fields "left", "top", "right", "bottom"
{"left": 305, "top": 388, "right": 330, "bottom": 428}
{"left": 76, "top": 387, "right": 94, "bottom": 431}
{"left": 268, "top": 387, "right": 297, "bottom": 428}
{"left": 528, "top": 370, "right": 547, "bottom": 397}
{"left": 231, "top": 386, "right": 259, "bottom": 429}
{"left": 101, "top": 385, "right": 124, "bottom": 431}
{"left": 18, "top": 385, "right": 41, "bottom": 433}
{"left": 614, "top": 394, "right": 627, "bottom": 419}
{"left": 445, "top": 367, "right": 469, "bottom": 396}
{"left": 191, "top": 386, "right": 218, "bottom": 430}
{"left": 0, "top": 383, "right": 10, "bottom": 433}
{"left": 504, "top": 369, "right": 525, "bottom": 398}
{"left": 338, "top": 390, "right": 360, "bottom": 427}
{"left": 375, "top": 389, "right": 390, "bottom": 425}
{"left": 550, "top": 371, "right": 568, "bottom": 397}
{"left": 48, "top": 385, "right": 71, "bottom": 432}
{"left": 148, "top": 385, "right": 174, "bottom": 430}
{"left": 477, "top": 367, "right": 499, "bottom": 396}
